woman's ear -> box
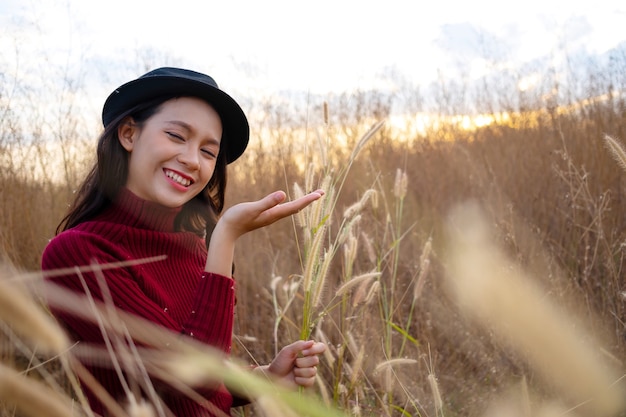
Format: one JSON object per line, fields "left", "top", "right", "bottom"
{"left": 118, "top": 118, "right": 137, "bottom": 152}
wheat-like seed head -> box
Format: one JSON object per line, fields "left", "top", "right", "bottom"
{"left": 373, "top": 358, "right": 418, "bottom": 374}
{"left": 350, "top": 120, "right": 385, "bottom": 162}
{"left": 393, "top": 168, "right": 408, "bottom": 199}
{"left": 603, "top": 134, "right": 626, "bottom": 173}
{"left": 302, "top": 224, "right": 327, "bottom": 293}
{"left": 337, "top": 214, "right": 362, "bottom": 247}
{"left": 445, "top": 202, "right": 625, "bottom": 417}
{"left": 0, "top": 270, "right": 69, "bottom": 354}
{"left": 316, "top": 374, "right": 332, "bottom": 406}
{"left": 360, "top": 231, "right": 378, "bottom": 264}
{"left": 312, "top": 248, "right": 333, "bottom": 308}
{"left": 363, "top": 280, "right": 380, "bottom": 306}
{"left": 0, "top": 363, "right": 75, "bottom": 417}
{"left": 349, "top": 346, "right": 365, "bottom": 386}
{"left": 413, "top": 237, "right": 433, "bottom": 302}
{"left": 342, "top": 231, "right": 358, "bottom": 276}
{"left": 305, "top": 163, "right": 316, "bottom": 196}
{"left": 427, "top": 373, "right": 443, "bottom": 414}
{"left": 323, "top": 101, "right": 329, "bottom": 125}
{"left": 343, "top": 189, "right": 377, "bottom": 219}
{"left": 292, "top": 182, "right": 307, "bottom": 228}
{"left": 336, "top": 271, "right": 380, "bottom": 297}
{"left": 314, "top": 326, "right": 336, "bottom": 367}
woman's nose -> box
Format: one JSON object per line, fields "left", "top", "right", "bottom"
{"left": 177, "top": 147, "right": 200, "bottom": 170}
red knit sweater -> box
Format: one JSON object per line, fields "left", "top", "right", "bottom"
{"left": 41, "top": 188, "right": 237, "bottom": 416}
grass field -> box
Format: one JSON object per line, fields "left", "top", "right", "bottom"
{"left": 1, "top": 54, "right": 625, "bottom": 416}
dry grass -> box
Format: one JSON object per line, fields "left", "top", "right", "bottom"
{"left": 2, "top": 51, "right": 626, "bottom": 416}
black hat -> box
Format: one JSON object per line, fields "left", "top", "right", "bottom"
{"left": 102, "top": 67, "right": 249, "bottom": 164}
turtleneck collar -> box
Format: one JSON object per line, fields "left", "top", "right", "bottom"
{"left": 106, "top": 188, "right": 182, "bottom": 232}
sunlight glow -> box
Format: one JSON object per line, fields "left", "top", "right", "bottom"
{"left": 518, "top": 74, "right": 540, "bottom": 92}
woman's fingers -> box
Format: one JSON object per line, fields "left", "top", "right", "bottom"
{"left": 301, "top": 341, "right": 326, "bottom": 357}
{"left": 256, "top": 190, "right": 324, "bottom": 225}
{"left": 295, "top": 355, "right": 319, "bottom": 369}
{"left": 221, "top": 190, "right": 323, "bottom": 237}
{"left": 293, "top": 365, "right": 318, "bottom": 387}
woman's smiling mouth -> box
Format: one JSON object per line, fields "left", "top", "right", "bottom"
{"left": 164, "top": 169, "right": 193, "bottom": 187}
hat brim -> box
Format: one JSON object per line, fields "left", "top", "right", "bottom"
{"left": 102, "top": 75, "right": 249, "bottom": 164}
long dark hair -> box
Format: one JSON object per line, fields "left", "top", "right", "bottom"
{"left": 57, "top": 95, "right": 228, "bottom": 243}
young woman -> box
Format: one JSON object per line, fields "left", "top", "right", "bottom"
{"left": 41, "top": 67, "right": 326, "bottom": 416}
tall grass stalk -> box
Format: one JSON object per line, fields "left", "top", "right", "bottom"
{"left": 0, "top": 263, "right": 352, "bottom": 417}
{"left": 295, "top": 115, "right": 385, "bottom": 342}
{"left": 444, "top": 202, "right": 625, "bottom": 417}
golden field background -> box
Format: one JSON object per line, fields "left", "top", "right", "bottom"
{"left": 1, "top": 51, "right": 626, "bottom": 417}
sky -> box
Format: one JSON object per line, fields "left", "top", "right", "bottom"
{"left": 1, "top": 0, "right": 626, "bottom": 108}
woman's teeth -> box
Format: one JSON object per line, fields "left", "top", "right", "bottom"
{"left": 165, "top": 170, "right": 191, "bottom": 187}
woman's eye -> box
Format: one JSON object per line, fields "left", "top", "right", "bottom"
{"left": 167, "top": 132, "right": 184, "bottom": 141}
{"left": 201, "top": 149, "right": 217, "bottom": 158}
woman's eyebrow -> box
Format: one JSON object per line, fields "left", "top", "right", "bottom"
{"left": 165, "top": 120, "right": 221, "bottom": 145}
{"left": 165, "top": 120, "right": 193, "bottom": 131}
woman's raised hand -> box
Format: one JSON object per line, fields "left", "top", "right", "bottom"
{"left": 205, "top": 189, "right": 324, "bottom": 277}
{"left": 219, "top": 189, "right": 324, "bottom": 240}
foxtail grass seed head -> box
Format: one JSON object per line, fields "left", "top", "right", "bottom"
{"left": 305, "top": 163, "right": 316, "bottom": 195}
{"left": 323, "top": 101, "right": 329, "bottom": 125}
{"left": 316, "top": 374, "right": 332, "bottom": 406}
{"left": 292, "top": 182, "right": 307, "bottom": 228}
{"left": 374, "top": 358, "right": 418, "bottom": 374}
{"left": 269, "top": 274, "right": 283, "bottom": 292}
{"left": 337, "top": 214, "right": 362, "bottom": 247}
{"left": 343, "top": 202, "right": 363, "bottom": 220}
{"left": 413, "top": 259, "right": 430, "bottom": 302}
{"left": 520, "top": 375, "right": 532, "bottom": 417}
{"left": 427, "top": 373, "right": 443, "bottom": 414}
{"left": 342, "top": 232, "right": 358, "bottom": 274}
{"left": 445, "top": 202, "right": 625, "bottom": 417}
{"left": 284, "top": 280, "right": 300, "bottom": 298}
{"left": 393, "top": 168, "right": 408, "bottom": 199}
{"left": 312, "top": 248, "right": 333, "bottom": 308}
{"left": 361, "top": 231, "right": 378, "bottom": 264}
{"left": 346, "top": 331, "right": 360, "bottom": 358}
{"left": 0, "top": 363, "right": 75, "bottom": 417}
{"left": 335, "top": 271, "right": 380, "bottom": 297}
{"left": 343, "top": 189, "right": 377, "bottom": 219}
{"left": 349, "top": 346, "right": 365, "bottom": 386}
{"left": 363, "top": 280, "right": 380, "bottom": 306}
{"left": 603, "top": 134, "right": 626, "bottom": 173}
{"left": 351, "top": 120, "right": 385, "bottom": 162}
{"left": 413, "top": 238, "right": 433, "bottom": 302}
{"left": 302, "top": 224, "right": 327, "bottom": 293}
{"left": 352, "top": 277, "right": 375, "bottom": 307}
{"left": 315, "top": 174, "right": 334, "bottom": 225}
{"left": 315, "top": 327, "right": 336, "bottom": 367}
{"left": 383, "top": 367, "right": 393, "bottom": 393}
{"left": 308, "top": 194, "right": 325, "bottom": 233}
{"left": 0, "top": 276, "right": 69, "bottom": 354}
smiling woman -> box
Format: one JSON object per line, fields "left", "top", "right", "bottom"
{"left": 118, "top": 97, "right": 223, "bottom": 208}
{"left": 40, "top": 67, "right": 327, "bottom": 417}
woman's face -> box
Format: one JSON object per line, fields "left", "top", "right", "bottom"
{"left": 118, "top": 97, "right": 223, "bottom": 208}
